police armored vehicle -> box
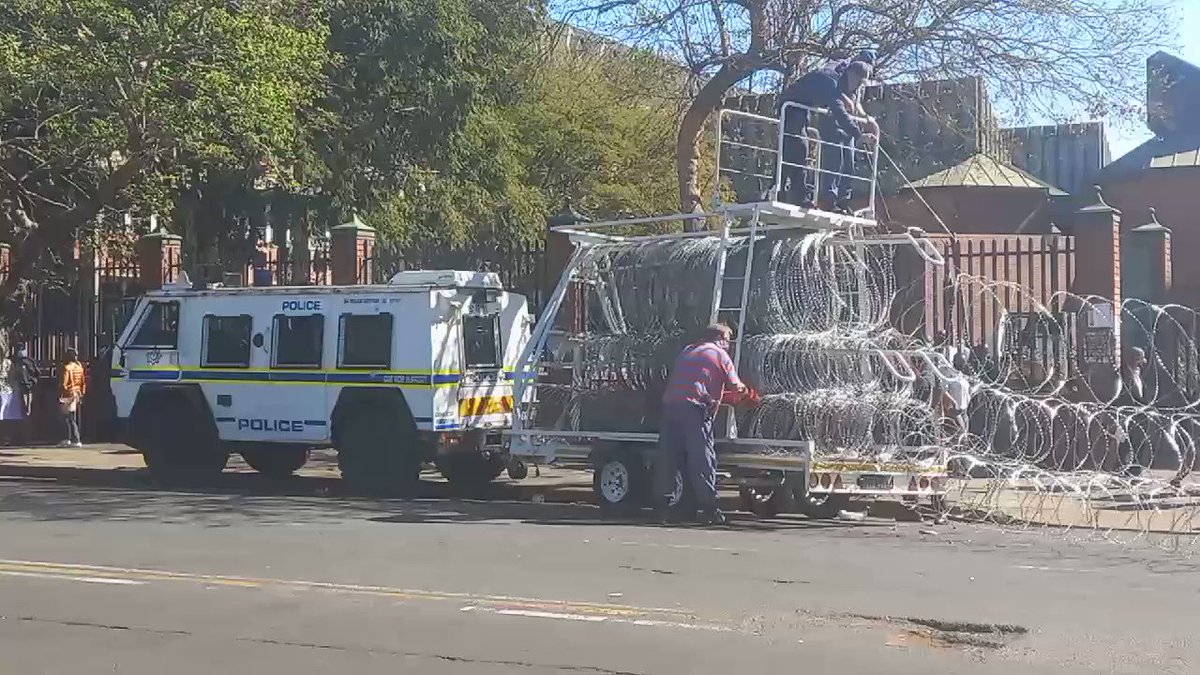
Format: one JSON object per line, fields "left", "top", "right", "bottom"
{"left": 110, "top": 270, "right": 531, "bottom": 491}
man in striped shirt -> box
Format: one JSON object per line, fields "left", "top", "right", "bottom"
{"left": 657, "top": 324, "right": 746, "bottom": 525}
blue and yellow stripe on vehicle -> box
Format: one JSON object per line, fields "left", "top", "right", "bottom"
{"left": 111, "top": 367, "right": 468, "bottom": 388}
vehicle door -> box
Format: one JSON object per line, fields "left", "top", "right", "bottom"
{"left": 118, "top": 299, "right": 182, "bottom": 381}
{"left": 458, "top": 299, "right": 511, "bottom": 429}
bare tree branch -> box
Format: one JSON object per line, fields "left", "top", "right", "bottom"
{"left": 556, "top": 0, "right": 1178, "bottom": 212}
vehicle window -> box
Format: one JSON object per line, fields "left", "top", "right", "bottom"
{"left": 128, "top": 301, "right": 180, "bottom": 348}
{"left": 463, "top": 314, "right": 500, "bottom": 370}
{"left": 273, "top": 314, "right": 324, "bottom": 369}
{"left": 203, "top": 315, "right": 252, "bottom": 367}
{"left": 339, "top": 314, "right": 393, "bottom": 369}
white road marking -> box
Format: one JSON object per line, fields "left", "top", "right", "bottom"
{"left": 0, "top": 570, "right": 145, "bottom": 586}
{"left": 496, "top": 609, "right": 608, "bottom": 622}
{"left": 0, "top": 559, "right": 738, "bottom": 631}
{"left": 1017, "top": 565, "right": 1096, "bottom": 573}
{"left": 461, "top": 604, "right": 731, "bottom": 632}
{"left": 618, "top": 541, "right": 752, "bottom": 553}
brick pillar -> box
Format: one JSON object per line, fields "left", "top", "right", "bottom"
{"left": 1123, "top": 208, "right": 1172, "bottom": 304}
{"left": 330, "top": 215, "right": 376, "bottom": 285}
{"left": 1071, "top": 186, "right": 1122, "bottom": 374}
{"left": 136, "top": 231, "right": 183, "bottom": 290}
{"left": 1125, "top": 209, "right": 1174, "bottom": 403}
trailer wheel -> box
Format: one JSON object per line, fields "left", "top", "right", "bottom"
{"left": 665, "top": 469, "right": 686, "bottom": 509}
{"left": 799, "top": 492, "right": 851, "bottom": 520}
{"left": 739, "top": 485, "right": 788, "bottom": 518}
{"left": 241, "top": 446, "right": 309, "bottom": 478}
{"left": 592, "top": 447, "right": 646, "bottom": 516}
{"left": 336, "top": 407, "right": 420, "bottom": 495}
{"left": 139, "top": 398, "right": 228, "bottom": 484}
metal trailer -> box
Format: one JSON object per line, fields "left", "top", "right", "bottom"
{"left": 506, "top": 104, "right": 953, "bottom": 518}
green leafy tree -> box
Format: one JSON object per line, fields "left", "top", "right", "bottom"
{"left": 370, "top": 25, "right": 688, "bottom": 261}
{"left": 513, "top": 37, "right": 683, "bottom": 220}
{"left": 0, "top": 0, "right": 327, "bottom": 348}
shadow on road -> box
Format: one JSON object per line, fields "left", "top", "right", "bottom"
{"left": 0, "top": 464, "right": 893, "bottom": 534}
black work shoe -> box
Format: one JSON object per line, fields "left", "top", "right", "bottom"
{"left": 650, "top": 506, "right": 671, "bottom": 525}
{"left": 697, "top": 509, "right": 728, "bottom": 526}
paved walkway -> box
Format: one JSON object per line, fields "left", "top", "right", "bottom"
{"left": 3, "top": 444, "right": 1199, "bottom": 533}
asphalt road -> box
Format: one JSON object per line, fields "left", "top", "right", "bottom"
{"left": 1, "top": 475, "right": 1198, "bottom": 674}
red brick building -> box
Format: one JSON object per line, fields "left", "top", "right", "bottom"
{"left": 1097, "top": 54, "right": 1200, "bottom": 306}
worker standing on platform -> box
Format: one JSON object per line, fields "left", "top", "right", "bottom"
{"left": 777, "top": 54, "right": 877, "bottom": 212}
{"left": 657, "top": 324, "right": 747, "bottom": 526}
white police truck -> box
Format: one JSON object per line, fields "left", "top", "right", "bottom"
{"left": 109, "top": 270, "right": 532, "bottom": 492}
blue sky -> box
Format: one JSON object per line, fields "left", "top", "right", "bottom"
{"left": 550, "top": 1, "right": 1195, "bottom": 162}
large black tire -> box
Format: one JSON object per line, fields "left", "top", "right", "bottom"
{"left": 241, "top": 445, "right": 310, "bottom": 478}
{"left": 435, "top": 452, "right": 506, "bottom": 490}
{"left": 336, "top": 406, "right": 420, "bottom": 495}
{"left": 799, "top": 492, "right": 851, "bottom": 520}
{"left": 592, "top": 447, "right": 648, "bottom": 516}
{"left": 138, "top": 397, "right": 228, "bottom": 484}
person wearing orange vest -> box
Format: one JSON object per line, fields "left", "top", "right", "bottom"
{"left": 58, "top": 348, "right": 86, "bottom": 447}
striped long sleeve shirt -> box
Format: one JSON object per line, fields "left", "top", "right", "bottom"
{"left": 662, "top": 341, "right": 743, "bottom": 407}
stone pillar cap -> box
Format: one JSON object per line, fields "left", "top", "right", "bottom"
{"left": 1131, "top": 208, "right": 1170, "bottom": 233}
{"left": 140, "top": 230, "right": 182, "bottom": 241}
{"left": 1076, "top": 185, "right": 1118, "bottom": 215}
{"left": 332, "top": 213, "right": 375, "bottom": 232}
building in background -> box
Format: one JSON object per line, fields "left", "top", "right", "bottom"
{"left": 1098, "top": 51, "right": 1200, "bottom": 307}
{"left": 1004, "top": 123, "right": 1110, "bottom": 196}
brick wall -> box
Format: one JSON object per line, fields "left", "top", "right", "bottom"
{"left": 1100, "top": 167, "right": 1200, "bottom": 306}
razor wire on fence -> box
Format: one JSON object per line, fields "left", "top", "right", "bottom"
{"left": 522, "top": 228, "right": 1200, "bottom": 543}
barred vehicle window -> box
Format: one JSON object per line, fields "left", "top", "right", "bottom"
{"left": 273, "top": 315, "right": 324, "bottom": 369}
{"left": 129, "top": 301, "right": 180, "bottom": 348}
{"left": 203, "top": 315, "right": 252, "bottom": 367}
{"left": 339, "top": 314, "right": 393, "bottom": 369}
{"left": 463, "top": 314, "right": 500, "bottom": 370}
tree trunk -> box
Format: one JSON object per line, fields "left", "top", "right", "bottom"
{"left": 675, "top": 61, "right": 757, "bottom": 230}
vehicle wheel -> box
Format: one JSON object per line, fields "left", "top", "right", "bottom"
{"left": 241, "top": 446, "right": 310, "bottom": 478}
{"left": 436, "top": 452, "right": 506, "bottom": 490}
{"left": 507, "top": 458, "right": 529, "bottom": 480}
{"left": 799, "top": 492, "right": 851, "bottom": 520}
{"left": 592, "top": 447, "right": 647, "bottom": 516}
{"left": 664, "top": 468, "right": 686, "bottom": 510}
{"left": 139, "top": 398, "right": 229, "bottom": 483}
{"left": 336, "top": 407, "right": 420, "bottom": 495}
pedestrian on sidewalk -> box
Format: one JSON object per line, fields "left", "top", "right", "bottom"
{"left": 8, "top": 344, "right": 39, "bottom": 445}
{"left": 58, "top": 348, "right": 85, "bottom": 448}
{"left": 656, "top": 324, "right": 747, "bottom": 526}
{"left": 0, "top": 349, "right": 24, "bottom": 445}
{"left": 14, "top": 343, "right": 39, "bottom": 412}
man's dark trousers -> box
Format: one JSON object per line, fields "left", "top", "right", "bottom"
{"left": 819, "top": 117, "right": 855, "bottom": 206}
{"left": 779, "top": 106, "right": 814, "bottom": 206}
{"left": 657, "top": 401, "right": 719, "bottom": 510}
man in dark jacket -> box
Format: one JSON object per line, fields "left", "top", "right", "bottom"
{"left": 11, "top": 344, "right": 38, "bottom": 419}
{"left": 777, "top": 58, "right": 876, "bottom": 211}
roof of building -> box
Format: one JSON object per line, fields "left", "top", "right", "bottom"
{"left": 903, "top": 153, "right": 1067, "bottom": 195}
{"left": 1097, "top": 131, "right": 1200, "bottom": 182}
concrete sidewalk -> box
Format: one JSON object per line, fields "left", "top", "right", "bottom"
{"left": 3, "top": 444, "right": 1199, "bottom": 533}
